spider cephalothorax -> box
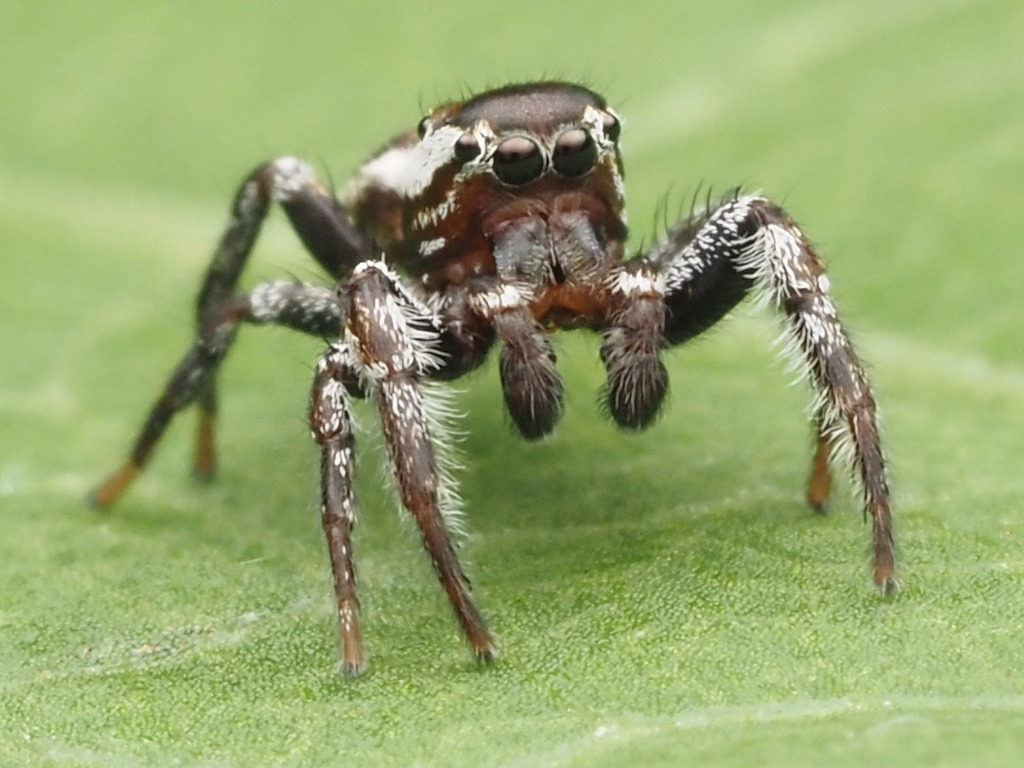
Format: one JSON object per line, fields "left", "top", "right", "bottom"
{"left": 92, "top": 81, "right": 895, "bottom": 676}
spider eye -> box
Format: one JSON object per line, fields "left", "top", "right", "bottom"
{"left": 492, "top": 136, "right": 544, "bottom": 185}
{"left": 454, "top": 131, "right": 481, "bottom": 164}
{"left": 552, "top": 128, "right": 597, "bottom": 178}
{"left": 417, "top": 116, "right": 431, "bottom": 139}
{"left": 600, "top": 110, "right": 621, "bottom": 143}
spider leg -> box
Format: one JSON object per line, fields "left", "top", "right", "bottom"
{"left": 428, "top": 287, "right": 498, "bottom": 382}
{"left": 343, "top": 261, "right": 496, "bottom": 664}
{"left": 807, "top": 415, "right": 836, "bottom": 513}
{"left": 310, "top": 342, "right": 364, "bottom": 676}
{"left": 89, "top": 281, "right": 342, "bottom": 506}
{"left": 648, "top": 194, "right": 895, "bottom": 592}
{"left": 196, "top": 157, "right": 370, "bottom": 317}
{"left": 92, "top": 157, "right": 369, "bottom": 505}
{"left": 193, "top": 157, "right": 369, "bottom": 479}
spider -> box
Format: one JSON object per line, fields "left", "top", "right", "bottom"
{"left": 91, "top": 81, "right": 895, "bottom": 676}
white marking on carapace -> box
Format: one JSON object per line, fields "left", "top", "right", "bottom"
{"left": 347, "top": 125, "right": 463, "bottom": 201}
{"left": 413, "top": 187, "right": 459, "bottom": 232}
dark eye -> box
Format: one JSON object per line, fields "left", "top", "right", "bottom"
{"left": 492, "top": 136, "right": 544, "bottom": 185}
{"left": 552, "top": 128, "right": 597, "bottom": 178}
{"left": 454, "top": 131, "right": 481, "bottom": 164}
{"left": 417, "top": 116, "right": 431, "bottom": 139}
{"left": 600, "top": 110, "right": 621, "bottom": 142}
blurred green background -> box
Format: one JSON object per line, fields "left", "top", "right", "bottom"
{"left": 2, "top": 1, "right": 1022, "bottom": 766}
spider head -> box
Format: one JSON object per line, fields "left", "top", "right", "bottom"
{"left": 418, "top": 82, "right": 623, "bottom": 190}
{"left": 406, "top": 82, "right": 628, "bottom": 285}
{"left": 345, "top": 83, "right": 628, "bottom": 288}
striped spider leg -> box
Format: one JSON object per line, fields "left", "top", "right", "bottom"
{"left": 311, "top": 261, "right": 496, "bottom": 675}
{"left": 601, "top": 194, "right": 896, "bottom": 592}
{"left": 90, "top": 157, "right": 367, "bottom": 504}
{"left": 90, "top": 157, "right": 496, "bottom": 673}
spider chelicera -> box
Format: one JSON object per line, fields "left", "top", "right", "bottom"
{"left": 91, "top": 81, "right": 895, "bottom": 676}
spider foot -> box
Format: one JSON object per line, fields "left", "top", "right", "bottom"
{"left": 88, "top": 462, "right": 140, "bottom": 508}
{"left": 806, "top": 428, "right": 833, "bottom": 513}
{"left": 474, "top": 639, "right": 499, "bottom": 665}
{"left": 338, "top": 657, "right": 369, "bottom": 679}
{"left": 874, "top": 567, "right": 900, "bottom": 597}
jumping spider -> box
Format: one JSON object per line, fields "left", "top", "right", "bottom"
{"left": 92, "top": 82, "right": 895, "bottom": 675}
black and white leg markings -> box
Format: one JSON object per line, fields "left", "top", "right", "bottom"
{"left": 92, "top": 157, "right": 364, "bottom": 503}
{"left": 651, "top": 195, "right": 895, "bottom": 591}
{"left": 310, "top": 344, "right": 363, "bottom": 676}
{"left": 312, "top": 261, "right": 495, "bottom": 671}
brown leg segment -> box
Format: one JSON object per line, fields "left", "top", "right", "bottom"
{"left": 90, "top": 282, "right": 342, "bottom": 508}
{"left": 90, "top": 327, "right": 238, "bottom": 507}
{"left": 89, "top": 462, "right": 139, "bottom": 508}
{"left": 806, "top": 426, "right": 833, "bottom": 513}
{"left": 194, "top": 403, "right": 218, "bottom": 481}
{"left": 849, "top": 405, "right": 896, "bottom": 593}
{"left": 310, "top": 348, "right": 365, "bottom": 675}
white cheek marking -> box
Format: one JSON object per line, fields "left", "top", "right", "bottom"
{"left": 348, "top": 125, "right": 463, "bottom": 200}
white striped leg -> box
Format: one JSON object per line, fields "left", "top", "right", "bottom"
{"left": 345, "top": 261, "right": 496, "bottom": 663}
{"left": 657, "top": 195, "right": 896, "bottom": 592}
{"left": 310, "top": 344, "right": 364, "bottom": 676}
{"left": 90, "top": 281, "right": 342, "bottom": 508}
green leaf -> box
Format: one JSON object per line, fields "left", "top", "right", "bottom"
{"left": 2, "top": 1, "right": 1023, "bottom": 766}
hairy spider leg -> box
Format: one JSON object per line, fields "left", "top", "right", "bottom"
{"left": 310, "top": 344, "right": 364, "bottom": 676}
{"left": 324, "top": 261, "right": 495, "bottom": 666}
{"left": 89, "top": 282, "right": 343, "bottom": 506}
{"left": 647, "top": 194, "right": 895, "bottom": 593}
{"left": 90, "top": 157, "right": 367, "bottom": 506}
{"left": 194, "top": 157, "right": 369, "bottom": 478}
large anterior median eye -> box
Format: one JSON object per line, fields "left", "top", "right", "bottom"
{"left": 552, "top": 128, "right": 597, "bottom": 178}
{"left": 492, "top": 136, "right": 544, "bottom": 185}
